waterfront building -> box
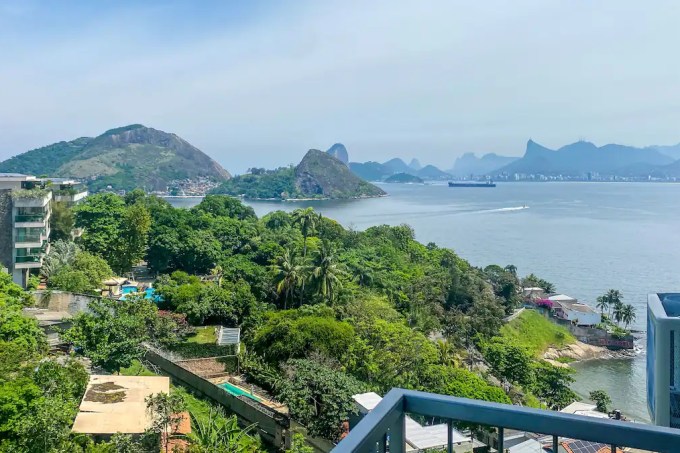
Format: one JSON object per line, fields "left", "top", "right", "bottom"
{"left": 647, "top": 292, "right": 680, "bottom": 428}
{"left": 0, "top": 173, "right": 87, "bottom": 287}
{"left": 549, "top": 294, "right": 601, "bottom": 326}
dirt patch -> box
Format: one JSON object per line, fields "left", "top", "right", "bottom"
{"left": 85, "top": 382, "right": 127, "bottom": 404}
{"left": 91, "top": 382, "right": 124, "bottom": 392}
{"left": 178, "top": 358, "right": 230, "bottom": 377}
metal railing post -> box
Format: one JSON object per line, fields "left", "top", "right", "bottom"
{"left": 447, "top": 419, "right": 453, "bottom": 453}
{"left": 498, "top": 426, "right": 504, "bottom": 453}
{"left": 553, "top": 434, "right": 559, "bottom": 453}
{"left": 388, "top": 411, "right": 405, "bottom": 453}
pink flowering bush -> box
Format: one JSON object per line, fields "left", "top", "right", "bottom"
{"left": 535, "top": 299, "right": 553, "bottom": 309}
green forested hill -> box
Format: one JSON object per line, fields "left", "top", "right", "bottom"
{"left": 212, "top": 149, "right": 386, "bottom": 199}
{"left": 0, "top": 125, "right": 231, "bottom": 191}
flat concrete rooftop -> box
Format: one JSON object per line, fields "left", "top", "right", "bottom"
{"left": 72, "top": 375, "right": 170, "bottom": 434}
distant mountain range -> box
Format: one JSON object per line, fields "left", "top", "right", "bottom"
{"left": 493, "top": 139, "right": 679, "bottom": 177}
{"left": 349, "top": 157, "right": 452, "bottom": 181}
{"left": 450, "top": 153, "right": 518, "bottom": 177}
{"left": 0, "top": 125, "right": 231, "bottom": 191}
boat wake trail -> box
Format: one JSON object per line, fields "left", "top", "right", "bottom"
{"left": 475, "top": 206, "right": 529, "bottom": 214}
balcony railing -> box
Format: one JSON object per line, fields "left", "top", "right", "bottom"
{"left": 15, "top": 214, "right": 45, "bottom": 223}
{"left": 335, "top": 388, "right": 680, "bottom": 452}
{"left": 15, "top": 235, "right": 42, "bottom": 243}
{"left": 15, "top": 255, "right": 41, "bottom": 264}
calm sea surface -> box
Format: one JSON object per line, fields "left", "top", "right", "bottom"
{"left": 168, "top": 182, "right": 680, "bottom": 422}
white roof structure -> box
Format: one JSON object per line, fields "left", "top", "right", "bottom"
{"left": 548, "top": 294, "right": 578, "bottom": 302}
{"left": 508, "top": 438, "right": 545, "bottom": 452}
{"left": 353, "top": 392, "right": 383, "bottom": 414}
{"left": 561, "top": 401, "right": 610, "bottom": 419}
{"left": 72, "top": 375, "right": 170, "bottom": 434}
{"left": 405, "top": 416, "right": 468, "bottom": 450}
{"left": 352, "top": 392, "right": 470, "bottom": 451}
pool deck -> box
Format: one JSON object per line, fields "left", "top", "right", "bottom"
{"left": 209, "top": 376, "right": 288, "bottom": 413}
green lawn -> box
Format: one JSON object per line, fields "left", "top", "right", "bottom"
{"left": 186, "top": 326, "right": 217, "bottom": 344}
{"left": 500, "top": 309, "right": 575, "bottom": 357}
{"left": 120, "top": 359, "right": 157, "bottom": 376}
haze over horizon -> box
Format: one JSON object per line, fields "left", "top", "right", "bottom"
{"left": 3, "top": 0, "right": 680, "bottom": 173}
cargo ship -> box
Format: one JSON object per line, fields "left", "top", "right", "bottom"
{"left": 448, "top": 180, "right": 496, "bottom": 188}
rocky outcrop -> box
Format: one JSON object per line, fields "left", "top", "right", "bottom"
{"left": 326, "top": 143, "right": 349, "bottom": 165}
{"left": 295, "top": 150, "right": 386, "bottom": 199}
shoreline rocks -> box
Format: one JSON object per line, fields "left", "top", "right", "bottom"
{"left": 543, "top": 340, "right": 637, "bottom": 368}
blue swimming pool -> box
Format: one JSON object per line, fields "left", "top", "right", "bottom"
{"left": 120, "top": 287, "right": 161, "bottom": 302}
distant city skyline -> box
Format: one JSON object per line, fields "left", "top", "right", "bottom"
{"left": 3, "top": 0, "right": 680, "bottom": 174}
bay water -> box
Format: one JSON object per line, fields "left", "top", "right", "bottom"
{"left": 169, "top": 182, "right": 680, "bottom": 422}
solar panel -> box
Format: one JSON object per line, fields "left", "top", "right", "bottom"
{"left": 563, "top": 439, "right": 609, "bottom": 453}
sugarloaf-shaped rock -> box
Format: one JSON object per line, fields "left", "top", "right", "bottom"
{"left": 295, "top": 150, "right": 385, "bottom": 198}
{"left": 326, "top": 143, "right": 349, "bottom": 165}
{"left": 0, "top": 124, "right": 231, "bottom": 191}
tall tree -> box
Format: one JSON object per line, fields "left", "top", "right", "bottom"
{"left": 311, "top": 244, "right": 345, "bottom": 304}
{"left": 113, "top": 201, "right": 152, "bottom": 273}
{"left": 272, "top": 249, "right": 304, "bottom": 309}
{"left": 62, "top": 297, "right": 168, "bottom": 373}
{"left": 291, "top": 208, "right": 319, "bottom": 257}
{"left": 604, "top": 289, "right": 623, "bottom": 318}
{"left": 49, "top": 201, "right": 75, "bottom": 241}
{"left": 74, "top": 193, "right": 126, "bottom": 266}
{"left": 595, "top": 295, "right": 609, "bottom": 316}
{"left": 621, "top": 304, "right": 636, "bottom": 329}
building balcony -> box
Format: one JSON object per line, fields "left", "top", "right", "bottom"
{"left": 12, "top": 190, "right": 52, "bottom": 208}
{"left": 336, "top": 388, "right": 680, "bottom": 452}
{"left": 53, "top": 188, "right": 87, "bottom": 203}
{"left": 14, "top": 255, "right": 42, "bottom": 269}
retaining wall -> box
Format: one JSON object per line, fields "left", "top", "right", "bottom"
{"left": 144, "top": 348, "right": 290, "bottom": 449}
{"left": 32, "top": 290, "right": 98, "bottom": 314}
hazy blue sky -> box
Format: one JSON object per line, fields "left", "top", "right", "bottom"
{"left": 2, "top": 0, "right": 680, "bottom": 173}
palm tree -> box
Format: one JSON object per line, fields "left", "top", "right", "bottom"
{"left": 605, "top": 289, "right": 622, "bottom": 318}
{"left": 621, "top": 304, "right": 636, "bottom": 329}
{"left": 291, "top": 207, "right": 319, "bottom": 258}
{"left": 186, "top": 407, "right": 258, "bottom": 452}
{"left": 596, "top": 295, "right": 609, "bottom": 316}
{"left": 612, "top": 300, "right": 625, "bottom": 326}
{"left": 311, "top": 244, "right": 345, "bottom": 304}
{"left": 272, "top": 249, "right": 303, "bottom": 309}
{"left": 41, "top": 239, "right": 79, "bottom": 278}
{"left": 436, "top": 339, "right": 458, "bottom": 367}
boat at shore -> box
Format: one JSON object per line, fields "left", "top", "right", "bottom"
{"left": 448, "top": 180, "right": 496, "bottom": 188}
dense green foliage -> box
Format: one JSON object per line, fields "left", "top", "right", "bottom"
{"left": 213, "top": 167, "right": 300, "bottom": 199}
{"left": 384, "top": 172, "right": 424, "bottom": 183}
{"left": 0, "top": 272, "right": 91, "bottom": 452}
{"left": 37, "top": 193, "right": 577, "bottom": 446}
{"left": 74, "top": 192, "right": 151, "bottom": 274}
{"left": 47, "top": 249, "right": 112, "bottom": 294}
{"left": 62, "top": 296, "right": 179, "bottom": 373}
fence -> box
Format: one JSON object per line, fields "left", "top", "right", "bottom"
{"left": 144, "top": 347, "right": 290, "bottom": 448}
